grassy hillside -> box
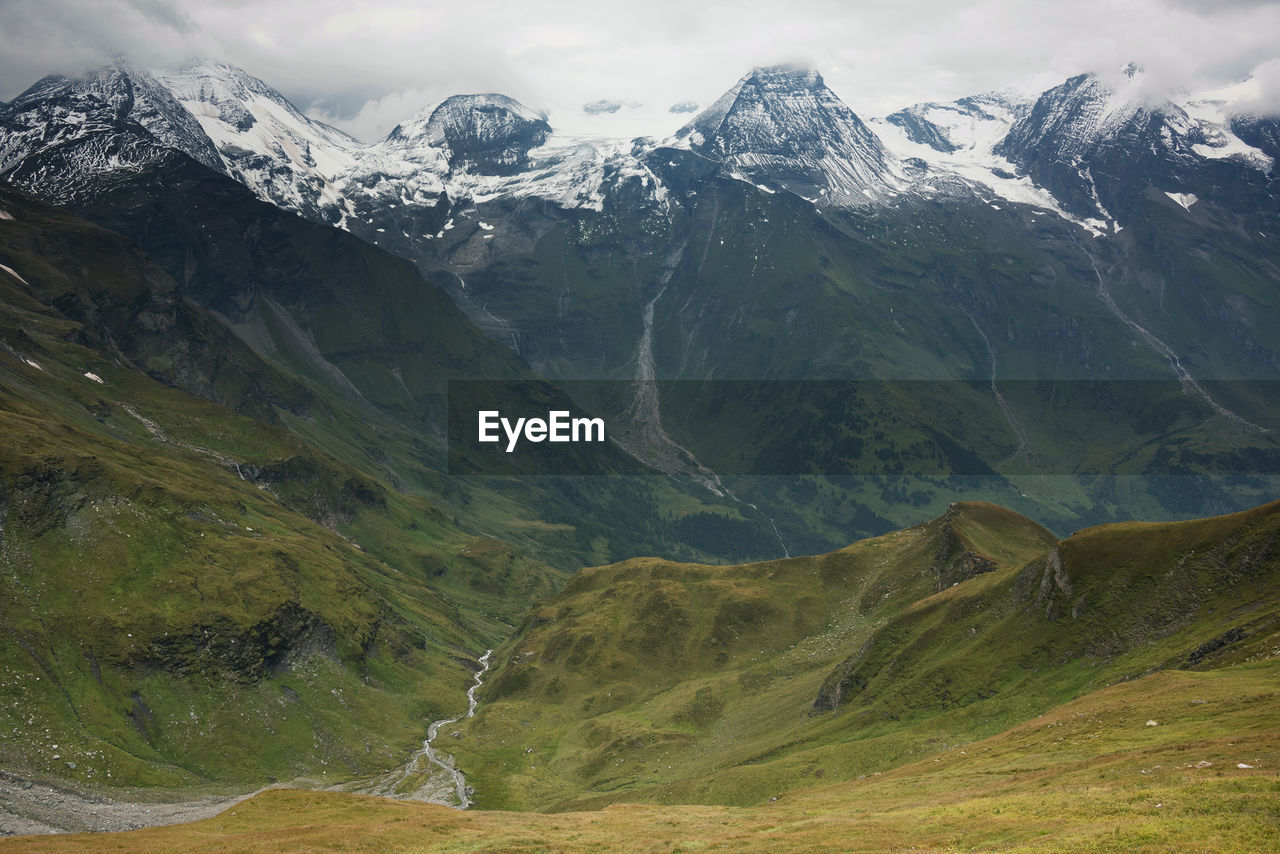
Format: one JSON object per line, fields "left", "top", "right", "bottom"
{"left": 49, "top": 158, "right": 797, "bottom": 570}
{"left": 424, "top": 174, "right": 1280, "bottom": 550}
{"left": 0, "top": 184, "right": 564, "bottom": 789}
{"left": 448, "top": 500, "right": 1280, "bottom": 811}
{"left": 4, "top": 656, "right": 1275, "bottom": 851}
{"left": 0, "top": 172, "right": 819, "bottom": 797}
{"left": 447, "top": 502, "right": 1054, "bottom": 808}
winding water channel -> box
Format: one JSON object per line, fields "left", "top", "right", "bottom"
{"left": 349, "top": 649, "right": 494, "bottom": 808}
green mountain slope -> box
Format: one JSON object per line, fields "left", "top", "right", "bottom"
{"left": 0, "top": 184, "right": 562, "bottom": 789}
{"left": 10, "top": 656, "right": 1275, "bottom": 851}
{"left": 428, "top": 175, "right": 1280, "bottom": 549}
{"left": 40, "top": 154, "right": 799, "bottom": 569}
{"left": 451, "top": 500, "right": 1280, "bottom": 811}
{"left": 0, "top": 177, "right": 814, "bottom": 796}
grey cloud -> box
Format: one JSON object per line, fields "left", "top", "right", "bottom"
{"left": 125, "top": 0, "right": 196, "bottom": 34}
{"left": 1163, "top": 0, "right": 1279, "bottom": 9}
{"left": 1, "top": 0, "right": 1278, "bottom": 137}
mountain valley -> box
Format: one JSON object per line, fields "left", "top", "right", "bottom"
{"left": 0, "top": 47, "right": 1278, "bottom": 849}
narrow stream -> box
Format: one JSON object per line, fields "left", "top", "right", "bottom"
{"left": 622, "top": 285, "right": 791, "bottom": 558}
{"left": 1074, "top": 240, "right": 1263, "bottom": 432}
{"left": 347, "top": 650, "right": 493, "bottom": 808}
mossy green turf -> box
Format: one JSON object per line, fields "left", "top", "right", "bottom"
{"left": 0, "top": 311, "right": 508, "bottom": 789}
{"left": 0, "top": 174, "right": 806, "bottom": 794}
{"left": 451, "top": 500, "right": 1280, "bottom": 812}
{"left": 415, "top": 173, "right": 1280, "bottom": 553}
{"left": 0, "top": 186, "right": 572, "bottom": 789}
{"left": 7, "top": 631, "right": 1275, "bottom": 851}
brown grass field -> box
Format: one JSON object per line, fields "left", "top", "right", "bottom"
{"left": 3, "top": 660, "right": 1276, "bottom": 852}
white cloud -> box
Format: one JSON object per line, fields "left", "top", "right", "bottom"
{"left": 2, "top": 0, "right": 1278, "bottom": 140}
{"left": 308, "top": 88, "right": 440, "bottom": 142}
{"left": 1232, "top": 57, "right": 1280, "bottom": 116}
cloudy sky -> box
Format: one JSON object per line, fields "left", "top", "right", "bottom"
{"left": 2, "top": 0, "right": 1279, "bottom": 141}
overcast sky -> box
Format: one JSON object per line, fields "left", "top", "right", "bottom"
{"left": 2, "top": 0, "right": 1279, "bottom": 141}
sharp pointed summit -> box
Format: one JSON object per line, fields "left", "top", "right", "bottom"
{"left": 671, "top": 65, "right": 899, "bottom": 202}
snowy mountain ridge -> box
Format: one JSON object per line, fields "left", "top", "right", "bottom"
{"left": 158, "top": 60, "right": 362, "bottom": 222}
{"left": 149, "top": 61, "right": 657, "bottom": 234}
{"left": 2, "top": 59, "right": 1276, "bottom": 243}
{"left": 869, "top": 65, "right": 1275, "bottom": 232}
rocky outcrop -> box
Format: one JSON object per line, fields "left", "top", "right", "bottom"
{"left": 134, "top": 601, "right": 337, "bottom": 682}
{"left": 930, "top": 507, "right": 999, "bottom": 591}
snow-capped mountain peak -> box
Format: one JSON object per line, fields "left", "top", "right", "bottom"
{"left": 386, "top": 94, "right": 551, "bottom": 175}
{"left": 882, "top": 88, "right": 1033, "bottom": 155}
{"left": 70, "top": 60, "right": 225, "bottom": 173}
{"left": 671, "top": 65, "right": 901, "bottom": 203}
{"left": 989, "top": 67, "right": 1274, "bottom": 224}
{"left": 998, "top": 70, "right": 1163, "bottom": 164}
{"left": 5, "top": 56, "right": 1276, "bottom": 252}
{"left": 157, "top": 60, "right": 362, "bottom": 223}
{"left": 870, "top": 64, "right": 1276, "bottom": 233}
{"left": 0, "top": 59, "right": 225, "bottom": 202}
{"left": 159, "top": 60, "right": 358, "bottom": 148}
{"left": 871, "top": 83, "right": 1094, "bottom": 229}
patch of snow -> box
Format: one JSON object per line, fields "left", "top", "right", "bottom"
{"left": 0, "top": 263, "right": 30, "bottom": 285}
{"left": 1192, "top": 134, "right": 1273, "bottom": 169}
{"left": 83, "top": 371, "right": 104, "bottom": 384}
{"left": 1165, "top": 191, "right": 1198, "bottom": 210}
{"left": 0, "top": 208, "right": 14, "bottom": 221}
{"left": 1180, "top": 81, "right": 1275, "bottom": 171}
{"left": 22, "top": 358, "right": 43, "bottom": 371}
{"left": 871, "top": 114, "right": 1104, "bottom": 235}
{"left": 1122, "top": 77, "right": 1277, "bottom": 172}
{"left": 477, "top": 221, "right": 494, "bottom": 231}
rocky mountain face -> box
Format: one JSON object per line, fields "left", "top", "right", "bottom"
{"left": 3, "top": 58, "right": 1279, "bottom": 548}
{"left": 993, "top": 67, "right": 1276, "bottom": 225}
{"left": 1232, "top": 113, "right": 1280, "bottom": 162}
{"left": 156, "top": 60, "right": 362, "bottom": 227}
{"left": 405, "top": 93, "right": 551, "bottom": 174}
{"left": 668, "top": 65, "right": 901, "bottom": 202}
{"left": 0, "top": 61, "right": 224, "bottom": 204}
